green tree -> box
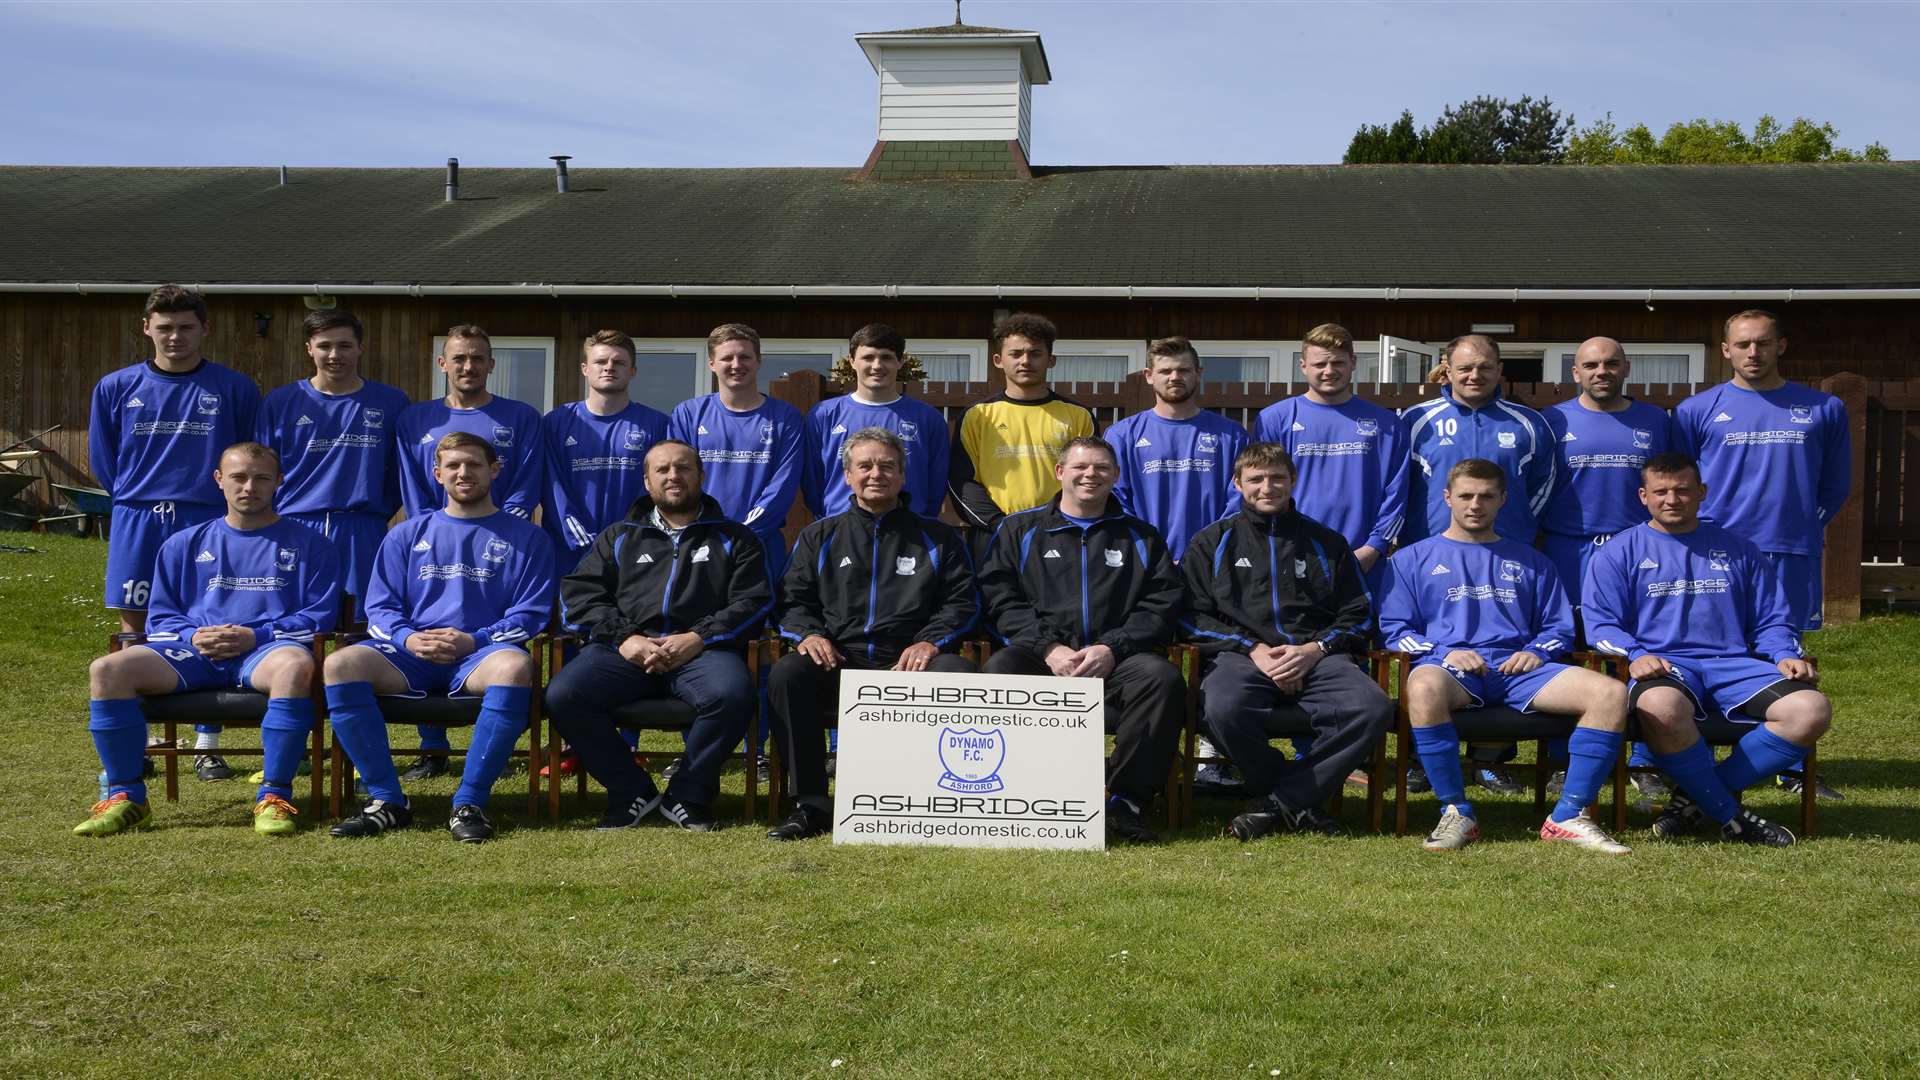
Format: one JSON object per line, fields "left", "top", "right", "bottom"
{"left": 1565, "top": 113, "right": 1890, "bottom": 164}
{"left": 1343, "top": 96, "right": 1572, "bottom": 164}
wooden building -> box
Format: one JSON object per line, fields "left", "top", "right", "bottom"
{"left": 1, "top": 20, "right": 1916, "bottom": 615}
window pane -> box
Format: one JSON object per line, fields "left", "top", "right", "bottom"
{"left": 629, "top": 350, "right": 698, "bottom": 415}
{"left": 1198, "top": 355, "right": 1266, "bottom": 385}
{"left": 915, "top": 352, "right": 974, "bottom": 382}
{"left": 494, "top": 347, "right": 548, "bottom": 408}
{"left": 1558, "top": 351, "right": 1693, "bottom": 385}
{"left": 760, "top": 351, "right": 837, "bottom": 385}
{"left": 1055, "top": 355, "right": 1129, "bottom": 383}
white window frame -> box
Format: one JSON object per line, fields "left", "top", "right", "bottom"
{"left": 1051, "top": 339, "right": 1147, "bottom": 386}
{"left": 1536, "top": 341, "right": 1707, "bottom": 386}
{"left": 1188, "top": 340, "right": 1285, "bottom": 385}
{"left": 1257, "top": 339, "right": 1392, "bottom": 390}
{"left": 432, "top": 334, "right": 556, "bottom": 412}
{"left": 627, "top": 337, "right": 708, "bottom": 410}
{"left": 757, "top": 338, "right": 847, "bottom": 388}
{"left": 909, "top": 338, "right": 990, "bottom": 383}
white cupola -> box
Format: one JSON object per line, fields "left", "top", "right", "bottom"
{"left": 854, "top": 20, "right": 1051, "bottom": 179}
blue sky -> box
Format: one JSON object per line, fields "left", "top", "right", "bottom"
{"left": 4, "top": 0, "right": 1913, "bottom": 168}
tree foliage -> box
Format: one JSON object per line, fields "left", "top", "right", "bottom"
{"left": 1345, "top": 96, "right": 1572, "bottom": 164}
{"left": 1565, "top": 113, "right": 1891, "bottom": 164}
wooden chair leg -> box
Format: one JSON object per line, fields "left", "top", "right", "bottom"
{"left": 328, "top": 737, "right": 345, "bottom": 820}
{"left": 307, "top": 724, "right": 326, "bottom": 817}
{"left": 1612, "top": 742, "right": 1629, "bottom": 833}
{"left": 1367, "top": 731, "right": 1386, "bottom": 834}
{"left": 1801, "top": 745, "right": 1818, "bottom": 838}
{"left": 163, "top": 719, "right": 179, "bottom": 803}
{"left": 526, "top": 713, "right": 541, "bottom": 822}
{"left": 547, "top": 723, "right": 563, "bottom": 823}
{"left": 1393, "top": 716, "right": 1411, "bottom": 837}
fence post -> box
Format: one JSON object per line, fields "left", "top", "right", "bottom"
{"left": 1820, "top": 372, "right": 1869, "bottom": 625}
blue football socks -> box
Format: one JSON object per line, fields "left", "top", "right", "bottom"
{"left": 1552, "top": 726, "right": 1624, "bottom": 823}
{"left": 1716, "top": 725, "right": 1809, "bottom": 796}
{"left": 1652, "top": 739, "right": 1738, "bottom": 824}
{"left": 327, "top": 681, "right": 405, "bottom": 805}
{"left": 257, "top": 697, "right": 315, "bottom": 801}
{"left": 453, "top": 685, "right": 531, "bottom": 808}
{"left": 89, "top": 698, "right": 149, "bottom": 804}
{"left": 1412, "top": 721, "right": 1472, "bottom": 818}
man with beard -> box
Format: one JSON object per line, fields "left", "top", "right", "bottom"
{"left": 1105, "top": 336, "right": 1249, "bottom": 562}
{"left": 322, "top": 432, "right": 555, "bottom": 843}
{"left": 547, "top": 441, "right": 772, "bottom": 833}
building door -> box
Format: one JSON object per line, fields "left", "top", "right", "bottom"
{"left": 1376, "top": 336, "right": 1439, "bottom": 387}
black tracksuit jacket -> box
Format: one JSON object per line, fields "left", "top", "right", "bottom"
{"left": 777, "top": 502, "right": 979, "bottom": 660}
{"left": 979, "top": 495, "right": 1182, "bottom": 659}
{"left": 1180, "top": 504, "right": 1373, "bottom": 658}
{"left": 559, "top": 493, "right": 772, "bottom": 651}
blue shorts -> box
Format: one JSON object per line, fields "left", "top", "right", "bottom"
{"left": 105, "top": 500, "right": 222, "bottom": 610}
{"left": 285, "top": 510, "right": 389, "bottom": 607}
{"left": 1631, "top": 656, "right": 1792, "bottom": 723}
{"left": 136, "top": 638, "right": 308, "bottom": 692}
{"left": 1763, "top": 551, "right": 1822, "bottom": 632}
{"left": 1539, "top": 531, "right": 1617, "bottom": 608}
{"left": 1418, "top": 655, "right": 1575, "bottom": 713}
{"left": 351, "top": 640, "right": 525, "bottom": 698}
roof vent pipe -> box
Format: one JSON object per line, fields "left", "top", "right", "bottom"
{"left": 445, "top": 157, "right": 460, "bottom": 202}
{"left": 551, "top": 155, "right": 571, "bottom": 194}
{"left": 277, "top": 165, "right": 288, "bottom": 186}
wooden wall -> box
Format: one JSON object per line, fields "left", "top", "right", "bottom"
{"left": 3, "top": 291, "right": 1915, "bottom": 505}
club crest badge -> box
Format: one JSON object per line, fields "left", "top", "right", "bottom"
{"left": 1709, "top": 549, "right": 1732, "bottom": 571}
{"left": 196, "top": 392, "right": 222, "bottom": 415}
{"left": 1355, "top": 419, "right": 1379, "bottom": 437}
{"left": 276, "top": 547, "right": 298, "bottom": 572}
{"left": 895, "top": 556, "right": 917, "bottom": 576}
{"left": 1197, "top": 432, "right": 1219, "bottom": 454}
{"left": 363, "top": 408, "right": 385, "bottom": 429}
{"left": 483, "top": 538, "right": 510, "bottom": 562}
{"left": 1790, "top": 406, "right": 1814, "bottom": 425}
{"left": 491, "top": 425, "right": 513, "bottom": 448}
{"left": 692, "top": 544, "right": 711, "bottom": 564}
{"left": 623, "top": 427, "right": 649, "bottom": 450}
{"left": 1294, "top": 558, "right": 1308, "bottom": 578}
{"left": 936, "top": 727, "right": 1006, "bottom": 793}
{"left": 1497, "top": 431, "right": 1517, "bottom": 449}
{"left": 1632, "top": 428, "right": 1652, "bottom": 449}
{"left": 898, "top": 420, "right": 919, "bottom": 443}
{"left": 1500, "top": 559, "right": 1525, "bottom": 582}
{"left": 760, "top": 420, "right": 775, "bottom": 444}
{"left": 1104, "top": 548, "right": 1125, "bottom": 568}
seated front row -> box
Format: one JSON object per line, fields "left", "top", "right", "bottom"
{"left": 76, "top": 439, "right": 1831, "bottom": 852}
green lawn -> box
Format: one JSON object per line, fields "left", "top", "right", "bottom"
{"left": 3, "top": 534, "right": 1917, "bottom": 1078}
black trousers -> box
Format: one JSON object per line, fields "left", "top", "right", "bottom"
{"left": 766, "top": 647, "right": 975, "bottom": 804}
{"left": 545, "top": 643, "right": 754, "bottom": 810}
{"left": 984, "top": 645, "right": 1185, "bottom": 807}
{"left": 1200, "top": 651, "right": 1392, "bottom": 812}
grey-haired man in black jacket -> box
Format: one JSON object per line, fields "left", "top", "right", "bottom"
{"left": 766, "top": 427, "right": 979, "bottom": 841}
{"left": 1183, "top": 442, "right": 1392, "bottom": 841}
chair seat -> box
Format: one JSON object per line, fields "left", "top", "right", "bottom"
{"left": 607, "top": 698, "right": 698, "bottom": 730}
{"left": 139, "top": 691, "right": 270, "bottom": 724}
{"left": 375, "top": 696, "right": 483, "bottom": 727}
{"left": 1449, "top": 706, "right": 1576, "bottom": 741}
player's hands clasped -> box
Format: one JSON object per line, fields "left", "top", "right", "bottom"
{"left": 191, "top": 624, "right": 255, "bottom": 661}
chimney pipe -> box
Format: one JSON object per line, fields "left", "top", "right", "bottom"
{"left": 277, "top": 165, "right": 288, "bottom": 186}
{"left": 551, "top": 155, "right": 572, "bottom": 194}
{"left": 445, "top": 157, "right": 460, "bottom": 202}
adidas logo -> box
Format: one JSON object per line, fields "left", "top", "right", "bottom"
{"left": 831, "top": 424, "right": 847, "bottom": 435}
{"left": 1638, "top": 558, "right": 1659, "bottom": 569}
{"left": 1713, "top": 412, "right": 1734, "bottom": 423}
{"left": 1043, "top": 550, "right": 1062, "bottom": 559}
{"left": 1134, "top": 437, "right": 1151, "bottom": 447}
{"left": 1234, "top": 557, "right": 1252, "bottom": 568}
{"left": 127, "top": 396, "right": 145, "bottom": 407}
{"left": 1560, "top": 431, "right": 1577, "bottom": 442}
{"left": 565, "top": 436, "right": 578, "bottom": 446}
{"left": 1291, "top": 422, "right": 1306, "bottom": 432}
{"left": 295, "top": 414, "right": 314, "bottom": 426}
{"left": 419, "top": 434, "right": 434, "bottom": 443}
{"left": 413, "top": 539, "right": 431, "bottom": 552}
{"left": 696, "top": 425, "right": 710, "bottom": 435}
{"left": 1430, "top": 563, "right": 1450, "bottom": 576}
{"left": 1437, "top": 437, "right": 1454, "bottom": 446}
{"left": 638, "top": 553, "right": 654, "bottom": 564}
{"left": 195, "top": 550, "right": 215, "bottom": 563}
{"left": 839, "top": 556, "right": 853, "bottom": 567}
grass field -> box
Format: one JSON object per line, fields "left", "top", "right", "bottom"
{"left": 3, "top": 533, "right": 1918, "bottom": 1078}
